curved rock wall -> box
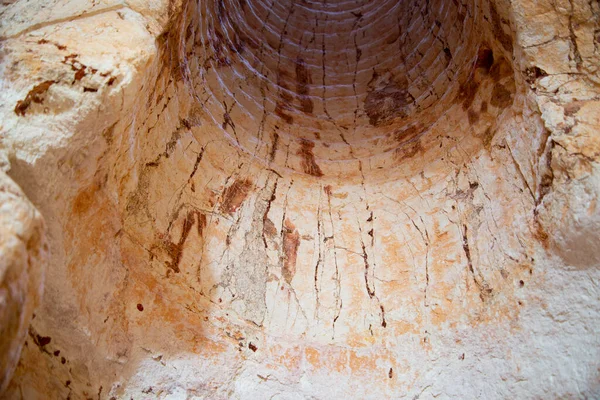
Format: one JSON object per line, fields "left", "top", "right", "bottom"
{"left": 0, "top": 0, "right": 599, "bottom": 398}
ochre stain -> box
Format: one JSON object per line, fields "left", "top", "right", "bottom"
{"left": 65, "top": 178, "right": 122, "bottom": 318}
{"left": 459, "top": 79, "right": 479, "bottom": 110}
{"left": 480, "top": 101, "right": 488, "bottom": 114}
{"left": 481, "top": 127, "right": 496, "bottom": 149}
{"left": 298, "top": 139, "right": 323, "bottom": 177}
{"left": 490, "top": 83, "right": 513, "bottom": 109}
{"left": 349, "top": 350, "right": 379, "bottom": 373}
{"left": 475, "top": 46, "right": 494, "bottom": 72}
{"left": 15, "top": 80, "right": 55, "bottom": 116}
{"left": 72, "top": 183, "right": 99, "bottom": 215}
{"left": 305, "top": 346, "right": 321, "bottom": 368}
{"left": 394, "top": 139, "right": 423, "bottom": 162}
{"left": 393, "top": 123, "right": 423, "bottom": 144}
{"left": 282, "top": 219, "right": 300, "bottom": 284}
{"left": 275, "top": 70, "right": 295, "bottom": 124}
{"left": 160, "top": 210, "right": 206, "bottom": 273}
{"left": 533, "top": 220, "right": 550, "bottom": 249}
{"left": 295, "top": 57, "right": 313, "bottom": 114}
{"left": 263, "top": 217, "right": 277, "bottom": 238}
{"left": 220, "top": 178, "right": 253, "bottom": 214}
{"left": 365, "top": 78, "right": 414, "bottom": 126}
{"left": 460, "top": 45, "right": 515, "bottom": 111}
{"left": 302, "top": 345, "right": 349, "bottom": 373}
{"left": 271, "top": 345, "right": 303, "bottom": 371}
{"left": 468, "top": 109, "right": 480, "bottom": 125}
{"left": 127, "top": 271, "right": 230, "bottom": 358}
{"left": 489, "top": 59, "right": 512, "bottom": 82}
{"left": 269, "top": 132, "right": 279, "bottom": 163}
{"left": 197, "top": 213, "right": 207, "bottom": 236}
{"left": 489, "top": 2, "right": 513, "bottom": 52}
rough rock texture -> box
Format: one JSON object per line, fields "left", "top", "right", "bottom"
{"left": 0, "top": 0, "right": 599, "bottom": 398}
{"left": 0, "top": 170, "right": 47, "bottom": 393}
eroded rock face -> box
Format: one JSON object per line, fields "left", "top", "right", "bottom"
{"left": 0, "top": 170, "right": 47, "bottom": 393}
{"left": 0, "top": 0, "right": 599, "bottom": 398}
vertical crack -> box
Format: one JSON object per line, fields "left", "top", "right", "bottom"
{"left": 324, "top": 185, "right": 343, "bottom": 338}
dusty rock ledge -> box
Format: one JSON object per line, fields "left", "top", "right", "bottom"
{"left": 0, "top": 0, "right": 599, "bottom": 398}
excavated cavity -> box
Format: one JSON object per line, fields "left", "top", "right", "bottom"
{"left": 176, "top": 0, "right": 516, "bottom": 178}
{"left": 11, "top": 0, "right": 600, "bottom": 397}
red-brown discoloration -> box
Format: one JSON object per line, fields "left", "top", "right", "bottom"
{"left": 263, "top": 218, "right": 277, "bottom": 238}
{"left": 160, "top": 211, "right": 205, "bottom": 273}
{"left": 297, "top": 139, "right": 323, "bottom": 177}
{"left": 282, "top": 219, "right": 300, "bottom": 284}
{"left": 220, "top": 178, "right": 253, "bottom": 214}
{"left": 14, "top": 80, "right": 55, "bottom": 116}
{"left": 475, "top": 46, "right": 494, "bottom": 72}
{"left": 275, "top": 70, "right": 295, "bottom": 124}
{"left": 295, "top": 57, "right": 313, "bottom": 114}
{"left": 364, "top": 78, "right": 414, "bottom": 126}
{"left": 490, "top": 83, "right": 513, "bottom": 109}
{"left": 394, "top": 138, "right": 423, "bottom": 162}
{"left": 72, "top": 184, "right": 97, "bottom": 215}
{"left": 393, "top": 124, "right": 423, "bottom": 144}
{"left": 458, "top": 79, "right": 479, "bottom": 110}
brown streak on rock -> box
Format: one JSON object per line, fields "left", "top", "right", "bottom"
{"left": 394, "top": 139, "right": 423, "bottom": 162}
{"left": 157, "top": 10, "right": 188, "bottom": 80}
{"left": 263, "top": 181, "right": 278, "bottom": 246}
{"left": 295, "top": 57, "right": 313, "bottom": 114}
{"left": 270, "top": 132, "right": 279, "bottom": 163}
{"left": 482, "top": 127, "right": 496, "bottom": 150}
{"left": 197, "top": 213, "right": 207, "bottom": 237}
{"left": 275, "top": 71, "right": 295, "bottom": 124}
{"left": 220, "top": 179, "right": 253, "bottom": 214}
{"left": 462, "top": 224, "right": 493, "bottom": 301}
{"left": 163, "top": 211, "right": 205, "bottom": 273}
{"left": 14, "top": 80, "right": 55, "bottom": 116}
{"left": 489, "top": 56, "right": 513, "bottom": 81}
{"left": 489, "top": 2, "right": 513, "bottom": 53}
{"left": 480, "top": 101, "right": 488, "bottom": 114}
{"left": 263, "top": 218, "right": 277, "bottom": 238}
{"left": 459, "top": 80, "right": 479, "bottom": 110}
{"left": 298, "top": 139, "right": 323, "bottom": 177}
{"left": 533, "top": 219, "right": 550, "bottom": 249}
{"left": 490, "top": 83, "right": 513, "bottom": 109}
{"left": 282, "top": 219, "right": 300, "bottom": 284}
{"left": 393, "top": 124, "right": 423, "bottom": 144}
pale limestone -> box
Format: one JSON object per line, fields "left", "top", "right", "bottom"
{"left": 0, "top": 0, "right": 599, "bottom": 398}
{"left": 0, "top": 170, "right": 47, "bottom": 393}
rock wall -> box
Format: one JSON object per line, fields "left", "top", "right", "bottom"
{"left": 0, "top": 0, "right": 599, "bottom": 398}
{"left": 0, "top": 170, "right": 47, "bottom": 393}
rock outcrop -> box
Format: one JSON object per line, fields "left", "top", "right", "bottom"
{"left": 0, "top": 0, "right": 599, "bottom": 398}
{"left": 0, "top": 170, "right": 47, "bottom": 393}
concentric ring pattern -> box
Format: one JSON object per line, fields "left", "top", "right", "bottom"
{"left": 180, "top": 0, "right": 484, "bottom": 177}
